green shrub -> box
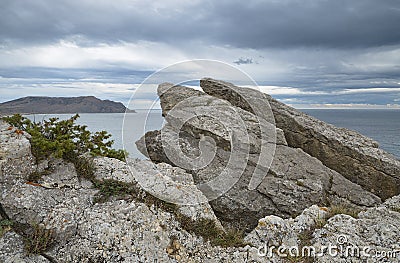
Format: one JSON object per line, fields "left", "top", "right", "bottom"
{"left": 2, "top": 114, "right": 127, "bottom": 162}
{"left": 70, "top": 155, "right": 96, "bottom": 181}
{"left": 92, "top": 179, "right": 138, "bottom": 203}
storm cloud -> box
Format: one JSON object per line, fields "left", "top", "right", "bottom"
{"left": 1, "top": 0, "right": 400, "bottom": 48}
{"left": 0, "top": 0, "right": 400, "bottom": 107}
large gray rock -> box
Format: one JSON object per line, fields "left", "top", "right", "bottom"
{"left": 136, "top": 83, "right": 381, "bottom": 231}
{"left": 95, "top": 157, "right": 224, "bottom": 229}
{"left": 1, "top": 159, "right": 98, "bottom": 242}
{"left": 200, "top": 78, "right": 400, "bottom": 200}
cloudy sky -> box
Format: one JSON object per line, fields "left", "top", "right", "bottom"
{"left": 1, "top": 0, "right": 400, "bottom": 108}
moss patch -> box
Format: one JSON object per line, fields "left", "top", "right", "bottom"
{"left": 0, "top": 219, "right": 13, "bottom": 237}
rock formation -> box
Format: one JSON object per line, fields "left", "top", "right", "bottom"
{"left": 0, "top": 120, "right": 254, "bottom": 262}
{"left": 200, "top": 78, "right": 400, "bottom": 200}
{"left": 137, "top": 81, "right": 383, "bottom": 231}
{"left": 1, "top": 78, "right": 399, "bottom": 262}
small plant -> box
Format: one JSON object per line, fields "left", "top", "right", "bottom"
{"left": 92, "top": 179, "right": 138, "bottom": 203}
{"left": 141, "top": 194, "right": 177, "bottom": 213}
{"left": 27, "top": 171, "right": 43, "bottom": 183}
{"left": 296, "top": 180, "right": 305, "bottom": 187}
{"left": 72, "top": 155, "right": 96, "bottom": 181}
{"left": 314, "top": 213, "right": 327, "bottom": 229}
{"left": 0, "top": 203, "right": 10, "bottom": 221}
{"left": 391, "top": 207, "right": 400, "bottom": 213}
{"left": 176, "top": 215, "right": 246, "bottom": 247}
{"left": 0, "top": 219, "right": 13, "bottom": 237}
{"left": 24, "top": 223, "right": 55, "bottom": 255}
{"left": 326, "top": 205, "right": 360, "bottom": 219}
{"left": 294, "top": 228, "right": 316, "bottom": 263}
{"left": 298, "top": 228, "right": 314, "bottom": 247}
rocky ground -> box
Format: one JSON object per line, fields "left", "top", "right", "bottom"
{"left": 1, "top": 78, "right": 399, "bottom": 262}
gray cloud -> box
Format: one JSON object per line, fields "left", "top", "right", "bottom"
{"left": 233, "top": 58, "right": 254, "bottom": 65}
{"left": 0, "top": 0, "right": 400, "bottom": 107}
{"left": 1, "top": 0, "right": 400, "bottom": 49}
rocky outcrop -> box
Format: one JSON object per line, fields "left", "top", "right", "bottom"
{"left": 200, "top": 78, "right": 400, "bottom": 200}
{"left": 0, "top": 124, "right": 254, "bottom": 262}
{"left": 1, "top": 114, "right": 399, "bottom": 262}
{"left": 137, "top": 82, "right": 381, "bottom": 231}
{"left": 246, "top": 196, "right": 400, "bottom": 262}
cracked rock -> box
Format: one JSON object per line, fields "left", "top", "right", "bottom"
{"left": 137, "top": 82, "right": 381, "bottom": 231}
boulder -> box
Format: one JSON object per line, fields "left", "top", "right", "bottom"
{"left": 200, "top": 78, "right": 400, "bottom": 200}
{"left": 2, "top": 120, "right": 259, "bottom": 262}
{"left": 95, "top": 157, "right": 223, "bottom": 229}
{"left": 137, "top": 83, "right": 381, "bottom": 231}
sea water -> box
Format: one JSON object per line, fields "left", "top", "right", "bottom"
{"left": 25, "top": 109, "right": 400, "bottom": 159}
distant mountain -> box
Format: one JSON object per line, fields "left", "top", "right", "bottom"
{"left": 0, "top": 96, "right": 136, "bottom": 114}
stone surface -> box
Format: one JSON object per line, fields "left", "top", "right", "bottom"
{"left": 245, "top": 198, "right": 400, "bottom": 262}
{"left": 0, "top": 129, "right": 247, "bottom": 263}
{"left": 0, "top": 231, "right": 50, "bottom": 263}
{"left": 245, "top": 205, "right": 329, "bottom": 248}
{"left": 137, "top": 82, "right": 381, "bottom": 231}
{"left": 312, "top": 197, "right": 400, "bottom": 262}
{"left": 0, "top": 155, "right": 261, "bottom": 262}
{"left": 200, "top": 78, "right": 400, "bottom": 200}
{"left": 47, "top": 199, "right": 262, "bottom": 263}
{"left": 0, "top": 120, "right": 36, "bottom": 184}
{"left": 95, "top": 156, "right": 223, "bottom": 228}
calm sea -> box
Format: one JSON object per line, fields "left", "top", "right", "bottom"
{"left": 25, "top": 109, "right": 400, "bottom": 159}
{"left": 302, "top": 109, "right": 400, "bottom": 159}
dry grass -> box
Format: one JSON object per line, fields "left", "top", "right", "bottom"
{"left": 24, "top": 223, "right": 55, "bottom": 255}
{"left": 326, "top": 205, "right": 360, "bottom": 219}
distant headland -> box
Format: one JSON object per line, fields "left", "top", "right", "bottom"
{"left": 0, "top": 96, "right": 135, "bottom": 114}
